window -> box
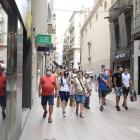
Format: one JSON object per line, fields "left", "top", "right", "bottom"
{"left": 115, "top": 24, "right": 121, "bottom": 47}
{"left": 125, "top": 16, "right": 132, "bottom": 42}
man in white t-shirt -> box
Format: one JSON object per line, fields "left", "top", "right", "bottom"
{"left": 122, "top": 68, "right": 133, "bottom": 110}
{"left": 89, "top": 69, "right": 94, "bottom": 82}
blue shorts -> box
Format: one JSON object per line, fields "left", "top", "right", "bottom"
{"left": 59, "top": 91, "right": 69, "bottom": 102}
{"left": 115, "top": 87, "right": 123, "bottom": 97}
{"left": 0, "top": 95, "right": 6, "bottom": 107}
{"left": 41, "top": 94, "right": 54, "bottom": 106}
{"left": 75, "top": 94, "right": 86, "bottom": 104}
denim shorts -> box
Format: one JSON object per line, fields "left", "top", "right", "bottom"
{"left": 0, "top": 95, "right": 6, "bottom": 107}
{"left": 41, "top": 94, "right": 54, "bottom": 106}
{"left": 115, "top": 87, "right": 123, "bottom": 97}
{"left": 75, "top": 94, "right": 86, "bottom": 104}
{"left": 59, "top": 91, "right": 69, "bottom": 102}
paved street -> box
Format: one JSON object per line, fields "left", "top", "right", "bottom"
{"left": 20, "top": 83, "right": 140, "bottom": 140}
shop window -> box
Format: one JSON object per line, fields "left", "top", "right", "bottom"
{"left": 115, "top": 24, "right": 121, "bottom": 47}
{"left": 125, "top": 16, "right": 132, "bottom": 42}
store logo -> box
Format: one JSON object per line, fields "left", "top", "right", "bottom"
{"left": 113, "top": 53, "right": 127, "bottom": 60}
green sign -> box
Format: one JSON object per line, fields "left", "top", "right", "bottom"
{"left": 37, "top": 34, "right": 51, "bottom": 44}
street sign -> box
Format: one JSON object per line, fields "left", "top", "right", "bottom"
{"left": 37, "top": 35, "right": 51, "bottom": 44}
{"left": 38, "top": 47, "right": 49, "bottom": 52}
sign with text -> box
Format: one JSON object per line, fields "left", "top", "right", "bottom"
{"left": 37, "top": 35, "right": 51, "bottom": 44}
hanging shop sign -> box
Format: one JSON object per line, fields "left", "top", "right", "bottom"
{"left": 36, "top": 35, "right": 51, "bottom": 44}
{"left": 113, "top": 53, "right": 127, "bottom": 60}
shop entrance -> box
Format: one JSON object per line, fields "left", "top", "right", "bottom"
{"left": 113, "top": 61, "right": 130, "bottom": 73}
{"left": 138, "top": 57, "right": 140, "bottom": 95}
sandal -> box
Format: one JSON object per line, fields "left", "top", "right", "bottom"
{"left": 122, "top": 104, "right": 125, "bottom": 107}
{"left": 43, "top": 111, "right": 48, "bottom": 118}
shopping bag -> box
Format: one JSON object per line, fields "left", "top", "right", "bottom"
{"left": 69, "top": 97, "right": 75, "bottom": 107}
{"left": 56, "top": 96, "right": 60, "bottom": 107}
{"left": 130, "top": 90, "right": 137, "bottom": 102}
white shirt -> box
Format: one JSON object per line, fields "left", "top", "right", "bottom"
{"left": 86, "top": 78, "right": 92, "bottom": 90}
{"left": 122, "top": 73, "right": 131, "bottom": 87}
{"left": 73, "top": 73, "right": 77, "bottom": 77}
{"left": 89, "top": 71, "right": 93, "bottom": 76}
{"left": 59, "top": 78, "right": 70, "bottom": 91}
{"left": 69, "top": 84, "right": 73, "bottom": 95}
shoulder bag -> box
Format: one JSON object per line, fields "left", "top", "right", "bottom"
{"left": 78, "top": 78, "right": 89, "bottom": 97}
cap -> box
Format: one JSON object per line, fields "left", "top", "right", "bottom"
{"left": 117, "top": 65, "right": 122, "bottom": 70}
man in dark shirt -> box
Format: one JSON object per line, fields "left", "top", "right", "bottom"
{"left": 114, "top": 65, "right": 124, "bottom": 111}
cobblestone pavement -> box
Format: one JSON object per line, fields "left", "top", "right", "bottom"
{"left": 20, "top": 83, "right": 140, "bottom": 140}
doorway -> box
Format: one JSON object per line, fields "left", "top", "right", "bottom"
{"left": 138, "top": 57, "right": 140, "bottom": 95}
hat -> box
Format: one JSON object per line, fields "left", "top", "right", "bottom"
{"left": 117, "top": 65, "right": 122, "bottom": 70}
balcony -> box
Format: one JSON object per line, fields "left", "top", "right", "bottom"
{"left": 0, "top": 17, "right": 3, "bottom": 22}
{"left": 109, "top": 0, "right": 133, "bottom": 22}
{"left": 132, "top": 13, "right": 140, "bottom": 37}
{"left": 67, "top": 44, "right": 80, "bottom": 52}
{"left": 68, "top": 22, "right": 74, "bottom": 32}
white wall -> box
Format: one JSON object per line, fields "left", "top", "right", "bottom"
{"left": 81, "top": 0, "right": 111, "bottom": 77}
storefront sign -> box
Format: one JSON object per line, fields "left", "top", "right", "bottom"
{"left": 114, "top": 53, "right": 127, "bottom": 60}
{"left": 37, "top": 35, "right": 51, "bottom": 44}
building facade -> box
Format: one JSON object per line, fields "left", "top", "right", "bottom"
{"left": 131, "top": 0, "right": 140, "bottom": 95}
{"left": 80, "top": 0, "right": 111, "bottom": 78}
{"left": 63, "top": 9, "right": 89, "bottom": 70}
{"left": 109, "top": 0, "right": 134, "bottom": 89}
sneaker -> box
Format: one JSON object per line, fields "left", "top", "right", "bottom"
{"left": 48, "top": 117, "right": 52, "bottom": 123}
{"left": 43, "top": 111, "right": 48, "bottom": 118}
{"left": 125, "top": 107, "right": 128, "bottom": 110}
{"left": 100, "top": 106, "right": 103, "bottom": 111}
{"left": 80, "top": 114, "right": 84, "bottom": 118}
{"left": 76, "top": 110, "right": 78, "bottom": 115}
{"left": 63, "top": 112, "right": 66, "bottom": 117}
{"left": 2, "top": 112, "right": 6, "bottom": 119}
{"left": 103, "top": 101, "right": 106, "bottom": 105}
{"left": 116, "top": 106, "right": 120, "bottom": 111}
{"left": 102, "top": 106, "right": 104, "bottom": 109}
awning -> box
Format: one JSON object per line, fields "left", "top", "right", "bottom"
{"left": 53, "top": 61, "right": 60, "bottom": 67}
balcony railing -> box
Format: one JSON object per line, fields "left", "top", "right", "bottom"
{"left": 109, "top": 0, "right": 133, "bottom": 22}
{"left": 132, "top": 13, "right": 140, "bottom": 36}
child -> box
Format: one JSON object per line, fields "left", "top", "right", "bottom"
{"left": 69, "top": 79, "right": 74, "bottom": 98}
{"left": 84, "top": 72, "right": 92, "bottom": 109}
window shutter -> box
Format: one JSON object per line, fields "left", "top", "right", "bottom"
{"left": 109, "top": 22, "right": 116, "bottom": 50}
{"left": 118, "top": 13, "right": 128, "bottom": 47}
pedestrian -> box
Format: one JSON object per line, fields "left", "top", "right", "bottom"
{"left": 71, "top": 68, "right": 78, "bottom": 78}
{"left": 89, "top": 69, "right": 94, "bottom": 82}
{"left": 99, "top": 65, "right": 110, "bottom": 105}
{"left": 84, "top": 72, "right": 92, "bottom": 109}
{"left": 58, "top": 71, "right": 70, "bottom": 117}
{"left": 39, "top": 68, "right": 58, "bottom": 123}
{"left": 95, "top": 69, "right": 108, "bottom": 111}
{"left": 111, "top": 71, "right": 115, "bottom": 90}
{"left": 114, "top": 65, "right": 124, "bottom": 111}
{"left": 122, "top": 68, "right": 134, "bottom": 110}
{"left": 52, "top": 70, "right": 56, "bottom": 77}
{"left": 72, "top": 70, "right": 91, "bottom": 118}
{"left": 0, "top": 67, "right": 6, "bottom": 118}
{"left": 69, "top": 79, "right": 74, "bottom": 99}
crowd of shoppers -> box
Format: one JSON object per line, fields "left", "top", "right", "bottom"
{"left": 38, "top": 65, "right": 134, "bottom": 123}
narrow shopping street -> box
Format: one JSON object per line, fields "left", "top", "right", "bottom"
{"left": 20, "top": 83, "right": 140, "bottom": 140}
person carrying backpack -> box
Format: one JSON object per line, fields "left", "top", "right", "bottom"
{"left": 95, "top": 69, "right": 108, "bottom": 111}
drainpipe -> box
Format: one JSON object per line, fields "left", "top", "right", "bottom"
{"left": 133, "top": 0, "right": 136, "bottom": 28}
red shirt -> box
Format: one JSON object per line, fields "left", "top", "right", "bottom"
{"left": 40, "top": 75, "right": 56, "bottom": 96}
{"left": 0, "top": 74, "right": 6, "bottom": 96}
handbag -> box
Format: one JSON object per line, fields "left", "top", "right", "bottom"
{"left": 78, "top": 78, "right": 89, "bottom": 97}
{"left": 69, "top": 97, "right": 75, "bottom": 107}
{"left": 130, "top": 90, "right": 137, "bottom": 102}
{"left": 56, "top": 96, "right": 60, "bottom": 107}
